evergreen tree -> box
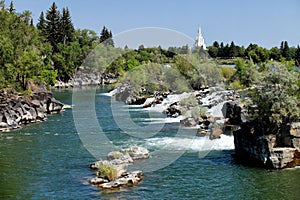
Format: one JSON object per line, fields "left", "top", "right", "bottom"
{"left": 295, "top": 45, "right": 300, "bottom": 66}
{"left": 37, "top": 11, "right": 46, "bottom": 32}
{"left": 45, "top": 2, "right": 61, "bottom": 53}
{"left": 213, "top": 41, "right": 219, "bottom": 48}
{"left": 269, "top": 46, "right": 280, "bottom": 61}
{"left": 100, "top": 26, "right": 109, "bottom": 43}
{"left": 229, "top": 41, "right": 238, "bottom": 57}
{"left": 282, "top": 41, "right": 291, "bottom": 60}
{"left": 280, "top": 41, "right": 284, "bottom": 54}
{"left": 207, "top": 46, "right": 218, "bottom": 58}
{"left": 218, "top": 42, "right": 225, "bottom": 57}
{"left": 100, "top": 26, "right": 114, "bottom": 46}
{"left": 60, "top": 7, "right": 74, "bottom": 45}
{"left": 9, "top": 1, "right": 15, "bottom": 13}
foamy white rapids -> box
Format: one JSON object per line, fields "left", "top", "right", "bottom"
{"left": 101, "top": 88, "right": 118, "bottom": 96}
{"left": 143, "top": 92, "right": 196, "bottom": 113}
{"left": 145, "top": 134, "right": 234, "bottom": 151}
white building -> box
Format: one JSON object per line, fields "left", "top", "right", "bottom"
{"left": 194, "top": 26, "right": 206, "bottom": 50}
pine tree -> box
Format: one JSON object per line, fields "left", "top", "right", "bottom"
{"left": 295, "top": 45, "right": 300, "bottom": 66}
{"left": 37, "top": 11, "right": 46, "bottom": 32}
{"left": 280, "top": 41, "right": 284, "bottom": 54}
{"left": 9, "top": 1, "right": 15, "bottom": 13}
{"left": 229, "top": 41, "right": 237, "bottom": 57}
{"left": 60, "top": 7, "right": 74, "bottom": 45}
{"left": 45, "top": 2, "right": 61, "bottom": 53}
{"left": 213, "top": 41, "right": 219, "bottom": 48}
{"left": 282, "top": 41, "right": 291, "bottom": 60}
{"left": 100, "top": 26, "right": 108, "bottom": 43}
{"left": 100, "top": 26, "right": 114, "bottom": 46}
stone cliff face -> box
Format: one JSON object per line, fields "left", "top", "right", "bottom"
{"left": 222, "top": 102, "right": 300, "bottom": 169}
{"left": 234, "top": 122, "right": 300, "bottom": 169}
{"left": 0, "top": 90, "right": 64, "bottom": 132}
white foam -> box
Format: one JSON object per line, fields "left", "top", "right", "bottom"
{"left": 145, "top": 134, "right": 234, "bottom": 151}
{"left": 101, "top": 88, "right": 118, "bottom": 96}
{"left": 144, "top": 92, "right": 195, "bottom": 113}
{"left": 141, "top": 116, "right": 183, "bottom": 124}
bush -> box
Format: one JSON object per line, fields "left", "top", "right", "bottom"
{"left": 221, "top": 66, "right": 235, "bottom": 81}
{"left": 229, "top": 80, "right": 245, "bottom": 90}
{"left": 191, "top": 106, "right": 207, "bottom": 121}
{"left": 180, "top": 96, "right": 197, "bottom": 107}
{"left": 247, "top": 65, "right": 300, "bottom": 134}
{"left": 97, "top": 161, "right": 118, "bottom": 181}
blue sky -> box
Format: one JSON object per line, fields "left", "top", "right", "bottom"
{"left": 10, "top": 0, "right": 300, "bottom": 48}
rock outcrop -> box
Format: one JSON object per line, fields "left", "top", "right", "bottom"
{"left": 54, "top": 70, "right": 119, "bottom": 88}
{"left": 0, "top": 90, "right": 64, "bottom": 132}
{"left": 89, "top": 146, "right": 149, "bottom": 189}
{"left": 234, "top": 122, "right": 300, "bottom": 169}
{"left": 114, "top": 81, "right": 148, "bottom": 105}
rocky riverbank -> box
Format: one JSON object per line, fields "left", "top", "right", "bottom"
{"left": 53, "top": 70, "right": 119, "bottom": 88}
{"left": 234, "top": 122, "right": 300, "bottom": 169}
{"left": 0, "top": 90, "right": 64, "bottom": 132}
{"left": 89, "top": 146, "right": 149, "bottom": 189}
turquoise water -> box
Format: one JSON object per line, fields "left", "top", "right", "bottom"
{"left": 0, "top": 87, "right": 299, "bottom": 200}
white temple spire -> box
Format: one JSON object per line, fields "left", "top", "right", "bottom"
{"left": 195, "top": 25, "right": 206, "bottom": 50}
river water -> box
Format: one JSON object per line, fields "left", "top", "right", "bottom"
{"left": 0, "top": 87, "right": 299, "bottom": 200}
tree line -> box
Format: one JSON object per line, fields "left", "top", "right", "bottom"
{"left": 207, "top": 41, "right": 300, "bottom": 65}
{"left": 0, "top": 1, "right": 114, "bottom": 92}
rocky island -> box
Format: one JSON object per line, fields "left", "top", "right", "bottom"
{"left": 89, "top": 146, "right": 150, "bottom": 189}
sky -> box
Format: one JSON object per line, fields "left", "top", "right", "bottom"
{"left": 9, "top": 0, "right": 300, "bottom": 49}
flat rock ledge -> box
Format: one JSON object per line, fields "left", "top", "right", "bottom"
{"left": 89, "top": 146, "right": 150, "bottom": 189}
{"left": 0, "top": 90, "right": 64, "bottom": 132}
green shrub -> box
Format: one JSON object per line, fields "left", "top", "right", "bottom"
{"left": 247, "top": 65, "right": 300, "bottom": 134}
{"left": 97, "top": 161, "right": 118, "bottom": 181}
{"left": 180, "top": 96, "right": 197, "bottom": 107}
{"left": 221, "top": 66, "right": 235, "bottom": 81}
{"left": 191, "top": 106, "right": 207, "bottom": 120}
{"left": 229, "top": 80, "right": 245, "bottom": 90}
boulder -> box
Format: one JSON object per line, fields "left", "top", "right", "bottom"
{"left": 99, "top": 171, "right": 143, "bottom": 189}
{"left": 121, "top": 146, "right": 150, "bottom": 160}
{"left": 180, "top": 117, "right": 197, "bottom": 127}
{"left": 107, "top": 151, "right": 134, "bottom": 165}
{"left": 164, "top": 102, "right": 183, "bottom": 118}
{"left": 89, "top": 177, "right": 109, "bottom": 185}
{"left": 222, "top": 101, "right": 242, "bottom": 125}
{"left": 209, "top": 128, "right": 223, "bottom": 140}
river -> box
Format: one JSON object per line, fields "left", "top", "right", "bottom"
{"left": 0, "top": 87, "right": 299, "bottom": 199}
